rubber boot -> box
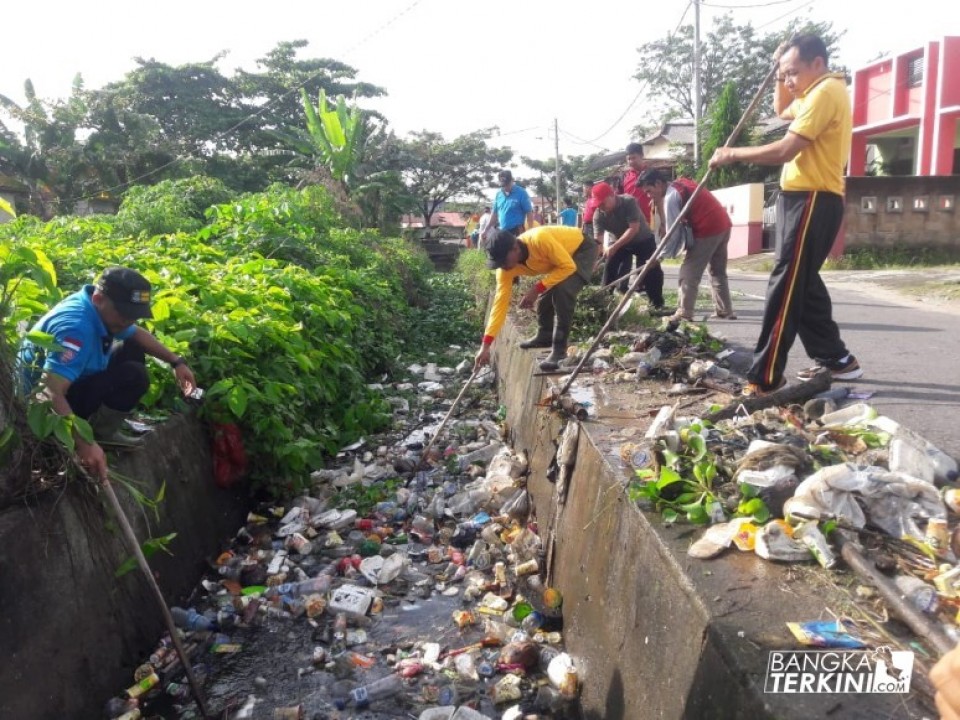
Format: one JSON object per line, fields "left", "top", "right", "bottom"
{"left": 519, "top": 330, "right": 553, "bottom": 349}
{"left": 538, "top": 343, "right": 568, "bottom": 372}
{"left": 88, "top": 405, "right": 144, "bottom": 448}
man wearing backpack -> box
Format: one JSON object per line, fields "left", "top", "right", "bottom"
{"left": 640, "top": 169, "right": 735, "bottom": 322}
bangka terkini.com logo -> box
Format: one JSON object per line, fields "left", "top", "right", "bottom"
{"left": 765, "top": 647, "right": 914, "bottom": 694}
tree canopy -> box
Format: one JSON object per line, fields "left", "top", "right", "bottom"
{"left": 397, "top": 130, "right": 512, "bottom": 228}
{"left": 632, "top": 15, "right": 846, "bottom": 131}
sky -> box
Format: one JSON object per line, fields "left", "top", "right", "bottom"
{"left": 0, "top": 0, "right": 950, "bottom": 175}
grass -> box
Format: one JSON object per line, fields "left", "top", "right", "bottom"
{"left": 823, "top": 246, "right": 960, "bottom": 271}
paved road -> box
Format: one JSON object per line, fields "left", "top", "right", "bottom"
{"left": 664, "top": 267, "right": 960, "bottom": 462}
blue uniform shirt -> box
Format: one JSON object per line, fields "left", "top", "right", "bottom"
{"left": 558, "top": 207, "right": 578, "bottom": 226}
{"left": 18, "top": 285, "right": 137, "bottom": 393}
{"left": 493, "top": 185, "right": 533, "bottom": 231}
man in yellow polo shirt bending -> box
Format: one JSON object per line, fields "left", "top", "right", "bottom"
{"left": 710, "top": 33, "right": 862, "bottom": 397}
{"left": 474, "top": 225, "right": 597, "bottom": 372}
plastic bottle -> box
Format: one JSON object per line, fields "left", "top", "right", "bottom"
{"left": 170, "top": 607, "right": 215, "bottom": 632}
{"left": 264, "top": 575, "right": 332, "bottom": 599}
{"left": 817, "top": 402, "right": 878, "bottom": 428}
{"left": 348, "top": 674, "right": 403, "bottom": 707}
{"left": 332, "top": 612, "right": 348, "bottom": 652}
{"left": 894, "top": 574, "right": 939, "bottom": 613}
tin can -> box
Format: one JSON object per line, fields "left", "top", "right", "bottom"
{"left": 272, "top": 706, "right": 303, "bottom": 720}
{"left": 515, "top": 558, "right": 539, "bottom": 576}
{"left": 126, "top": 672, "right": 159, "bottom": 699}
{"left": 926, "top": 518, "right": 949, "bottom": 557}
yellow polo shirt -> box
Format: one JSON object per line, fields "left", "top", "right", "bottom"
{"left": 781, "top": 72, "right": 851, "bottom": 196}
{"left": 482, "top": 225, "right": 586, "bottom": 342}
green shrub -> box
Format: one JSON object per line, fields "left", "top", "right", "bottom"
{"left": 0, "top": 185, "right": 440, "bottom": 493}
{"left": 116, "top": 176, "right": 234, "bottom": 236}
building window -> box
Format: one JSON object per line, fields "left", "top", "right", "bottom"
{"left": 861, "top": 196, "right": 877, "bottom": 213}
{"left": 886, "top": 197, "right": 903, "bottom": 213}
{"left": 939, "top": 195, "right": 955, "bottom": 212}
{"left": 913, "top": 196, "right": 929, "bottom": 212}
{"left": 907, "top": 56, "right": 924, "bottom": 88}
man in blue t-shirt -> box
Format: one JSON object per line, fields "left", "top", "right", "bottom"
{"left": 491, "top": 170, "right": 534, "bottom": 236}
{"left": 558, "top": 197, "right": 578, "bottom": 227}
{"left": 19, "top": 267, "right": 198, "bottom": 482}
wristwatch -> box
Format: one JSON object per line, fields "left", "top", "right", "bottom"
{"left": 171, "top": 356, "right": 186, "bottom": 368}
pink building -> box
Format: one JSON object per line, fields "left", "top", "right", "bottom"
{"left": 849, "top": 36, "right": 960, "bottom": 177}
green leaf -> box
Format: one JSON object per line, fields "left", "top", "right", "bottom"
{"left": 226, "top": 384, "right": 248, "bottom": 419}
{"left": 53, "top": 419, "right": 75, "bottom": 452}
{"left": 661, "top": 448, "right": 681, "bottom": 468}
{"left": 662, "top": 508, "right": 680, "bottom": 524}
{"left": 656, "top": 466, "right": 683, "bottom": 490}
{"left": 25, "top": 330, "right": 65, "bottom": 352}
{"left": 686, "top": 504, "right": 710, "bottom": 525}
{"left": 114, "top": 533, "right": 177, "bottom": 578}
{"left": 687, "top": 433, "right": 707, "bottom": 460}
{"left": 73, "top": 416, "right": 94, "bottom": 444}
{"left": 27, "top": 402, "right": 53, "bottom": 439}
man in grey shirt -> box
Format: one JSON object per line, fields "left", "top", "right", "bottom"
{"left": 591, "top": 182, "right": 665, "bottom": 310}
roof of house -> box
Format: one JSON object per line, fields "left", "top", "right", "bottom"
{"left": 640, "top": 119, "right": 696, "bottom": 146}
{"left": 401, "top": 211, "right": 468, "bottom": 228}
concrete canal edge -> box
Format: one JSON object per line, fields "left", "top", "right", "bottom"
{"left": 0, "top": 413, "right": 247, "bottom": 720}
{"left": 493, "top": 316, "right": 927, "bottom": 720}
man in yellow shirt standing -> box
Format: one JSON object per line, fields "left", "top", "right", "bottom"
{"left": 474, "top": 225, "right": 597, "bottom": 372}
{"left": 710, "top": 33, "right": 862, "bottom": 396}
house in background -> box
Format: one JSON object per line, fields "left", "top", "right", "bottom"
{"left": 401, "top": 211, "right": 467, "bottom": 241}
{"left": 849, "top": 35, "right": 960, "bottom": 177}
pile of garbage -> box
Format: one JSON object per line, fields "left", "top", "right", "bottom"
{"left": 102, "top": 350, "right": 581, "bottom": 720}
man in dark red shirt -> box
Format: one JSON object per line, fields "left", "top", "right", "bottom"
{"left": 621, "top": 142, "right": 654, "bottom": 227}
{"left": 640, "top": 169, "right": 735, "bottom": 322}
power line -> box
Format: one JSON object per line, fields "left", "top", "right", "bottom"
{"left": 754, "top": 0, "right": 813, "bottom": 29}
{"left": 566, "top": 0, "right": 694, "bottom": 146}
{"left": 700, "top": 0, "right": 797, "bottom": 8}
{"left": 62, "top": 0, "right": 427, "bottom": 205}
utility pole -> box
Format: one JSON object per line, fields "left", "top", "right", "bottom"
{"left": 693, "top": 0, "right": 701, "bottom": 168}
{"left": 554, "top": 118, "right": 561, "bottom": 220}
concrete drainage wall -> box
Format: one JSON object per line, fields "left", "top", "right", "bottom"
{"left": 0, "top": 414, "right": 247, "bottom": 720}
{"left": 493, "top": 317, "right": 926, "bottom": 720}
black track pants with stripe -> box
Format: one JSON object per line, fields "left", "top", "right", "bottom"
{"left": 748, "top": 190, "right": 849, "bottom": 388}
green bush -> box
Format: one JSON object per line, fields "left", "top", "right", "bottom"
{"left": 116, "top": 176, "right": 234, "bottom": 236}
{"left": 0, "top": 184, "right": 443, "bottom": 493}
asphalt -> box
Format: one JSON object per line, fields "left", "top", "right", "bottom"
{"left": 664, "top": 265, "right": 960, "bottom": 462}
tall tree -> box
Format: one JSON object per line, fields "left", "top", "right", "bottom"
{"left": 517, "top": 152, "right": 610, "bottom": 212}
{"left": 698, "top": 81, "right": 758, "bottom": 187}
{"left": 632, "top": 15, "right": 846, "bottom": 125}
{"left": 397, "top": 130, "right": 512, "bottom": 229}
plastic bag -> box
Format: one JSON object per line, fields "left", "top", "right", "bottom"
{"left": 212, "top": 422, "right": 247, "bottom": 489}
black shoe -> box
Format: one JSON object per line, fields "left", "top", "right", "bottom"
{"left": 519, "top": 335, "right": 553, "bottom": 349}
{"left": 539, "top": 346, "right": 568, "bottom": 372}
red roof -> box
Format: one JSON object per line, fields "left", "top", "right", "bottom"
{"left": 401, "top": 212, "right": 468, "bottom": 228}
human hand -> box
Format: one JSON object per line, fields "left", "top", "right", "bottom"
{"left": 77, "top": 440, "right": 108, "bottom": 483}
{"left": 518, "top": 286, "right": 539, "bottom": 310}
{"left": 474, "top": 345, "right": 491, "bottom": 370}
{"left": 174, "top": 363, "right": 197, "bottom": 397}
{"left": 931, "top": 644, "right": 960, "bottom": 719}
{"left": 709, "top": 147, "right": 735, "bottom": 169}
{"left": 773, "top": 39, "right": 791, "bottom": 63}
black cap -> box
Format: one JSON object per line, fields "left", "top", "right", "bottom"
{"left": 498, "top": 169, "right": 513, "bottom": 185}
{"left": 96, "top": 267, "right": 153, "bottom": 320}
{"left": 486, "top": 230, "right": 518, "bottom": 269}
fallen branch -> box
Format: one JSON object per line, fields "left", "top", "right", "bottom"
{"left": 703, "top": 369, "right": 831, "bottom": 423}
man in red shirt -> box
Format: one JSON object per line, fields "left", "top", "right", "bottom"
{"left": 640, "top": 169, "right": 735, "bottom": 321}
{"left": 621, "top": 142, "right": 654, "bottom": 227}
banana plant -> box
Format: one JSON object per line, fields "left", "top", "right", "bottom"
{"left": 300, "top": 88, "right": 362, "bottom": 184}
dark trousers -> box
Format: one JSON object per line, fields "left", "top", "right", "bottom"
{"left": 537, "top": 235, "right": 598, "bottom": 344}
{"left": 748, "top": 191, "right": 849, "bottom": 387}
{"left": 602, "top": 234, "right": 664, "bottom": 305}
{"left": 66, "top": 341, "right": 150, "bottom": 418}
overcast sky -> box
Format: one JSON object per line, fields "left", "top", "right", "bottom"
{"left": 1, "top": 0, "right": 949, "bottom": 172}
